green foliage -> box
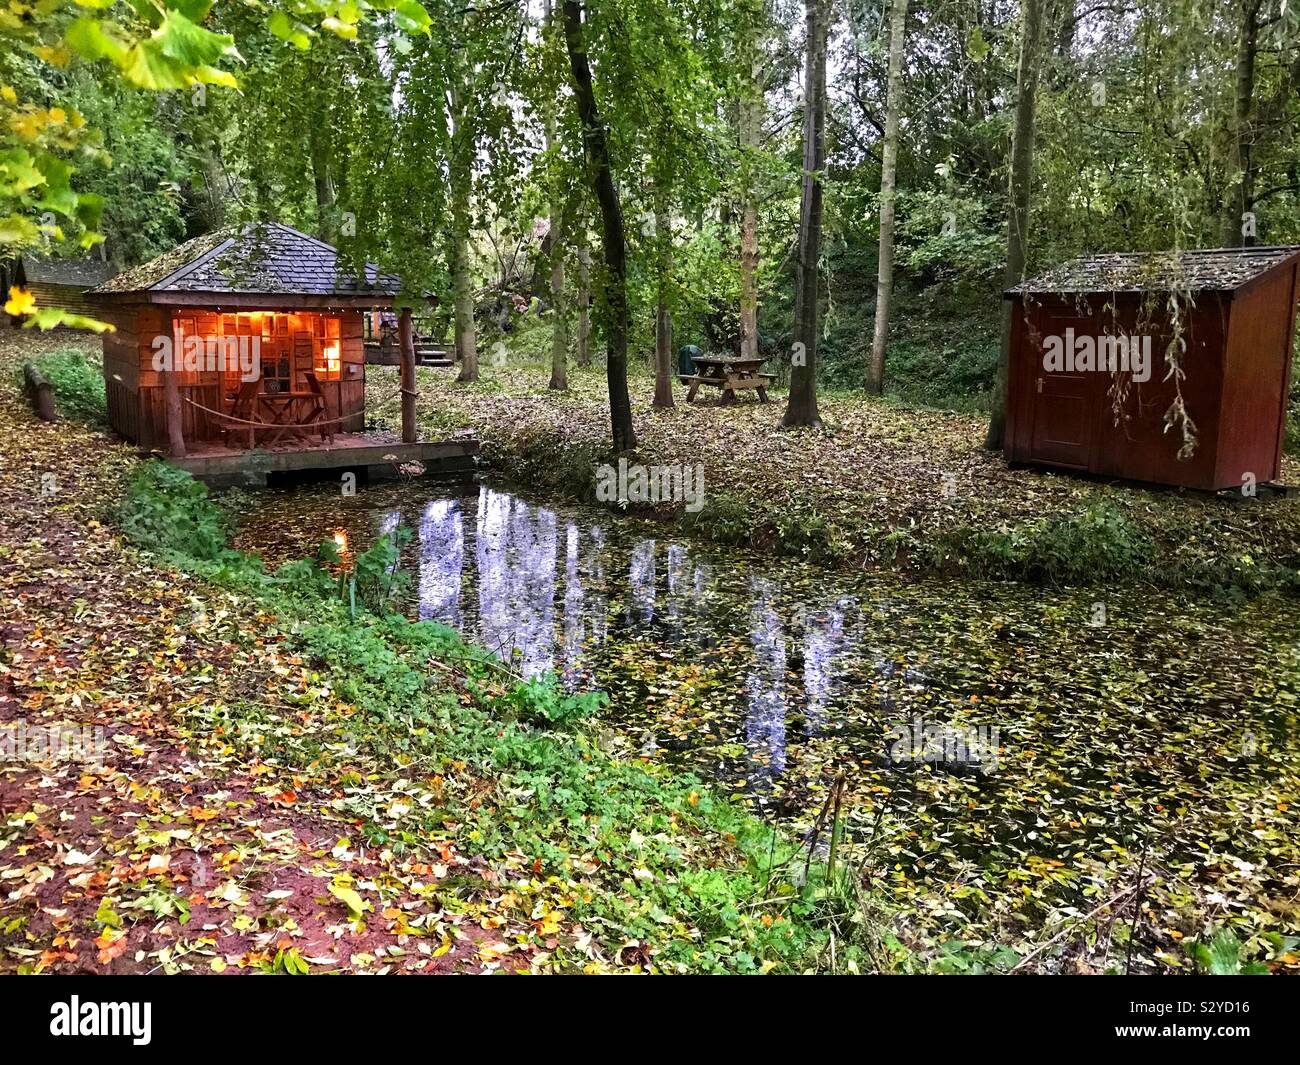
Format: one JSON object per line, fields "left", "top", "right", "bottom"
{"left": 0, "top": 0, "right": 432, "bottom": 318}
{"left": 950, "top": 500, "right": 1156, "bottom": 585}
{"left": 118, "top": 460, "right": 231, "bottom": 562}
{"left": 791, "top": 238, "right": 999, "bottom": 405}
{"left": 500, "top": 314, "right": 554, "bottom": 366}
{"left": 31, "top": 347, "right": 105, "bottom": 425}
{"left": 678, "top": 490, "right": 754, "bottom": 545}
{"left": 874, "top": 329, "right": 999, "bottom": 412}
{"left": 259, "top": 946, "right": 310, "bottom": 975}
{"left": 930, "top": 940, "right": 1020, "bottom": 975}
{"left": 318, "top": 526, "right": 414, "bottom": 617}
{"left": 896, "top": 187, "right": 1004, "bottom": 292}
{"left": 496, "top": 675, "right": 607, "bottom": 729}
{"left": 1185, "top": 928, "right": 1270, "bottom": 976}
{"left": 63, "top": 70, "right": 189, "bottom": 266}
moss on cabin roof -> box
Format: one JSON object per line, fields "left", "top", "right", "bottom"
{"left": 92, "top": 229, "right": 232, "bottom": 294}
{"left": 92, "top": 223, "right": 401, "bottom": 298}
{"left": 1010, "top": 246, "right": 1300, "bottom": 296}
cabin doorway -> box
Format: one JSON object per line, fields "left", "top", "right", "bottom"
{"left": 1027, "top": 307, "right": 1097, "bottom": 470}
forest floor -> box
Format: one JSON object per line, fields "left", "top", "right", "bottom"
{"left": 0, "top": 332, "right": 840, "bottom": 975}
{"left": 377, "top": 358, "right": 1300, "bottom": 593}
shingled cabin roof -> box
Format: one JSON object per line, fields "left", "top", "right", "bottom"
{"left": 1009, "top": 246, "right": 1300, "bottom": 297}
{"left": 92, "top": 222, "right": 401, "bottom": 299}
{"left": 19, "top": 253, "right": 115, "bottom": 288}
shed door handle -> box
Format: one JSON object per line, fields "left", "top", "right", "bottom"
{"left": 1036, "top": 377, "right": 1043, "bottom": 393}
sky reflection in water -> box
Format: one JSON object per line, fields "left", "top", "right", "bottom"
{"left": 394, "top": 486, "right": 873, "bottom": 792}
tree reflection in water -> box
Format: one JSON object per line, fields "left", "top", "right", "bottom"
{"left": 418, "top": 499, "right": 464, "bottom": 629}
{"left": 409, "top": 487, "right": 855, "bottom": 792}
{"left": 745, "top": 577, "right": 788, "bottom": 784}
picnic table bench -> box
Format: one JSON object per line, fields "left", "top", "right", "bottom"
{"left": 682, "top": 354, "right": 774, "bottom": 405}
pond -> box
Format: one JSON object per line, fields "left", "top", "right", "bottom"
{"left": 234, "top": 478, "right": 1300, "bottom": 970}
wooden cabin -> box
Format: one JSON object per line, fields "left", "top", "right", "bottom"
{"left": 3, "top": 253, "right": 115, "bottom": 325}
{"left": 91, "top": 223, "right": 418, "bottom": 456}
{"left": 1004, "top": 246, "right": 1300, "bottom": 491}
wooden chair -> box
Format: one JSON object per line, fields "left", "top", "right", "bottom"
{"left": 220, "top": 380, "right": 260, "bottom": 449}
{"left": 303, "top": 371, "right": 332, "bottom": 443}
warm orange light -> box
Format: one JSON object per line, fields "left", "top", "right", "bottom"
{"left": 333, "top": 530, "right": 349, "bottom": 555}
{"left": 325, "top": 343, "right": 340, "bottom": 374}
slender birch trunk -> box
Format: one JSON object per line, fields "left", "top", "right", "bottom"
{"left": 866, "top": 0, "right": 908, "bottom": 395}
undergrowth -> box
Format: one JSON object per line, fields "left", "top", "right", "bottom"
{"left": 30, "top": 347, "right": 107, "bottom": 426}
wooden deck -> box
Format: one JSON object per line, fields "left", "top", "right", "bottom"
{"left": 169, "top": 431, "right": 480, "bottom": 488}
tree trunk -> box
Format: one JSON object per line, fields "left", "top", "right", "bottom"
{"left": 737, "top": 17, "right": 762, "bottom": 361}
{"left": 308, "top": 77, "right": 337, "bottom": 244}
{"left": 449, "top": 80, "right": 478, "bottom": 383}
{"left": 984, "top": 0, "right": 1045, "bottom": 451}
{"left": 654, "top": 294, "right": 673, "bottom": 406}
{"left": 545, "top": 0, "right": 568, "bottom": 390}
{"left": 563, "top": 0, "right": 635, "bottom": 450}
{"left": 653, "top": 206, "right": 674, "bottom": 406}
{"left": 739, "top": 200, "right": 759, "bottom": 360}
{"left": 1219, "top": 0, "right": 1262, "bottom": 247}
{"left": 197, "top": 148, "right": 229, "bottom": 232}
{"left": 866, "top": 0, "right": 908, "bottom": 395}
{"left": 576, "top": 241, "right": 592, "bottom": 367}
{"left": 781, "top": 0, "right": 828, "bottom": 430}
{"left": 399, "top": 308, "right": 417, "bottom": 443}
{"left": 549, "top": 252, "right": 568, "bottom": 389}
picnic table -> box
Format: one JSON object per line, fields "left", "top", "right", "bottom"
{"left": 683, "top": 354, "right": 774, "bottom": 405}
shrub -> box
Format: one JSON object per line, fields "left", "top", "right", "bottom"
{"left": 317, "top": 526, "right": 413, "bottom": 616}
{"left": 1026, "top": 499, "right": 1155, "bottom": 582}
{"left": 118, "top": 460, "right": 230, "bottom": 561}
{"left": 32, "top": 348, "right": 106, "bottom": 425}
{"left": 950, "top": 500, "right": 1155, "bottom": 584}
{"left": 497, "top": 675, "right": 607, "bottom": 728}
{"left": 678, "top": 489, "right": 753, "bottom": 545}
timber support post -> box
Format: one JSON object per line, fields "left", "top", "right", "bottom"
{"left": 399, "top": 307, "right": 416, "bottom": 444}
{"left": 163, "top": 364, "right": 186, "bottom": 457}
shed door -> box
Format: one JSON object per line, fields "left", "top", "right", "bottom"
{"left": 1029, "top": 309, "right": 1097, "bottom": 469}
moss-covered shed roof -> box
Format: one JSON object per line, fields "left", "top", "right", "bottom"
{"left": 92, "top": 223, "right": 401, "bottom": 300}
{"left": 1010, "top": 246, "right": 1300, "bottom": 296}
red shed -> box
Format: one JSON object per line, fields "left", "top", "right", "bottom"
{"left": 1004, "top": 246, "right": 1300, "bottom": 490}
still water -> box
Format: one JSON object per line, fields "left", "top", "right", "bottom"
{"left": 237, "top": 479, "right": 1300, "bottom": 961}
